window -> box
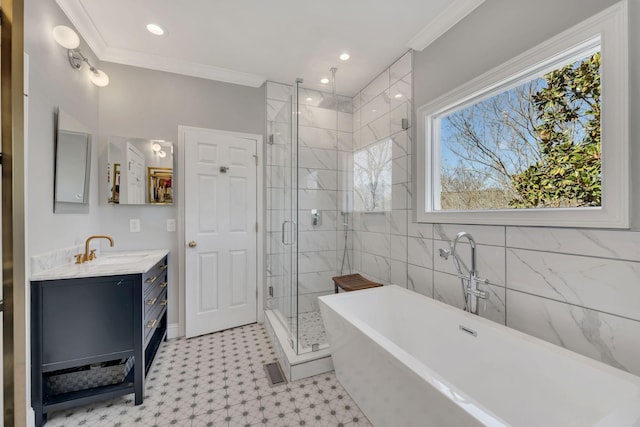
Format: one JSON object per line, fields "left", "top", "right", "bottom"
{"left": 415, "top": 3, "right": 628, "bottom": 227}
{"left": 353, "top": 138, "right": 392, "bottom": 212}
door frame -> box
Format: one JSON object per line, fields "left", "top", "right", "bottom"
{"left": 177, "top": 126, "right": 264, "bottom": 338}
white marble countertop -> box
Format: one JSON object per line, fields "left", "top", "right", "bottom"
{"left": 30, "top": 249, "right": 170, "bottom": 281}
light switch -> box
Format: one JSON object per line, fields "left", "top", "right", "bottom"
{"left": 167, "top": 219, "right": 176, "bottom": 232}
{"left": 130, "top": 218, "right": 141, "bottom": 233}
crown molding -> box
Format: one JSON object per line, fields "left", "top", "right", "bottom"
{"left": 102, "top": 48, "right": 267, "bottom": 87}
{"left": 406, "top": 0, "right": 485, "bottom": 51}
{"left": 55, "top": 0, "right": 267, "bottom": 87}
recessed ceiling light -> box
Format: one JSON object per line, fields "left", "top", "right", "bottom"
{"left": 339, "top": 53, "right": 350, "bottom": 61}
{"left": 320, "top": 78, "right": 329, "bottom": 84}
{"left": 394, "top": 93, "right": 403, "bottom": 99}
{"left": 146, "top": 23, "right": 165, "bottom": 36}
{"left": 305, "top": 97, "right": 313, "bottom": 102}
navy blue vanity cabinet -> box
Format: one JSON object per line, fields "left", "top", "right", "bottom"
{"left": 31, "top": 256, "right": 168, "bottom": 427}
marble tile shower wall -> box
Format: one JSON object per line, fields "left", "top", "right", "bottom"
{"left": 351, "top": 51, "right": 413, "bottom": 287}
{"left": 350, "top": 51, "right": 639, "bottom": 378}
{"left": 266, "top": 82, "right": 353, "bottom": 314}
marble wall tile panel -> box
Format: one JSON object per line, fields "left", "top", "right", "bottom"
{"left": 433, "top": 271, "right": 505, "bottom": 324}
{"left": 391, "top": 131, "right": 411, "bottom": 158}
{"left": 361, "top": 252, "right": 391, "bottom": 283}
{"left": 389, "top": 73, "right": 412, "bottom": 111}
{"left": 390, "top": 210, "right": 408, "bottom": 236}
{"left": 391, "top": 183, "right": 408, "bottom": 210}
{"left": 361, "top": 212, "right": 390, "bottom": 233}
{"left": 407, "top": 264, "right": 434, "bottom": 297}
{"left": 407, "top": 222, "right": 433, "bottom": 239}
{"left": 352, "top": 129, "right": 362, "bottom": 150}
{"left": 297, "top": 126, "right": 337, "bottom": 150}
{"left": 390, "top": 103, "right": 410, "bottom": 134}
{"left": 336, "top": 190, "right": 352, "bottom": 212}
{"left": 298, "top": 169, "right": 338, "bottom": 191}
{"left": 506, "top": 227, "right": 640, "bottom": 262}
{"left": 268, "top": 122, "right": 290, "bottom": 144}
{"left": 506, "top": 290, "right": 640, "bottom": 376}
{"left": 352, "top": 93, "right": 361, "bottom": 111}
{"left": 360, "top": 90, "right": 390, "bottom": 127}
{"left": 360, "top": 69, "right": 390, "bottom": 104}
{"left": 353, "top": 109, "right": 362, "bottom": 132}
{"left": 298, "top": 88, "right": 330, "bottom": 107}
{"left": 336, "top": 131, "right": 353, "bottom": 152}
{"left": 390, "top": 259, "right": 408, "bottom": 287}
{"left": 297, "top": 231, "right": 337, "bottom": 252}
{"left": 360, "top": 115, "right": 391, "bottom": 147}
{"left": 297, "top": 210, "right": 338, "bottom": 232}
{"left": 390, "top": 235, "right": 408, "bottom": 263}
{"left": 267, "top": 81, "right": 292, "bottom": 101}
{"left": 434, "top": 224, "right": 505, "bottom": 246}
{"left": 407, "top": 236, "right": 433, "bottom": 269}
{"left": 433, "top": 241, "right": 506, "bottom": 286}
{"left": 507, "top": 248, "right": 640, "bottom": 322}
{"left": 297, "top": 189, "right": 338, "bottom": 210}
{"left": 297, "top": 271, "right": 338, "bottom": 295}
{"left": 360, "top": 231, "right": 391, "bottom": 258}
{"left": 297, "top": 147, "right": 337, "bottom": 170}
{"left": 297, "top": 251, "right": 337, "bottom": 274}
{"left": 267, "top": 99, "right": 290, "bottom": 123}
{"left": 392, "top": 156, "right": 408, "bottom": 184}
{"left": 337, "top": 151, "right": 353, "bottom": 172}
{"left": 266, "top": 144, "right": 289, "bottom": 167}
{"left": 338, "top": 112, "right": 353, "bottom": 133}
{"left": 298, "top": 104, "right": 337, "bottom": 130}
{"left": 390, "top": 51, "right": 412, "bottom": 85}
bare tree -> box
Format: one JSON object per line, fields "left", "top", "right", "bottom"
{"left": 354, "top": 139, "right": 392, "bottom": 211}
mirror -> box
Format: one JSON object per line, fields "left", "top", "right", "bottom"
{"left": 54, "top": 109, "right": 92, "bottom": 213}
{"left": 107, "top": 136, "right": 174, "bottom": 205}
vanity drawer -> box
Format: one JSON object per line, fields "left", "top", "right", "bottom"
{"left": 143, "top": 257, "right": 168, "bottom": 295}
{"left": 144, "top": 300, "right": 166, "bottom": 345}
{"left": 144, "top": 283, "right": 165, "bottom": 318}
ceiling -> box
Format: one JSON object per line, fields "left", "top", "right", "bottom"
{"left": 56, "top": 0, "right": 484, "bottom": 96}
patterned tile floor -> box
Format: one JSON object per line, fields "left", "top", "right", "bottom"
{"left": 45, "top": 323, "right": 372, "bottom": 427}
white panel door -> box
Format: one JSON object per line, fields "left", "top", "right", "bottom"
{"left": 125, "top": 142, "right": 145, "bottom": 204}
{"left": 185, "top": 128, "right": 258, "bottom": 338}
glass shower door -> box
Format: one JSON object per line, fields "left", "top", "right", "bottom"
{"left": 265, "top": 80, "right": 299, "bottom": 351}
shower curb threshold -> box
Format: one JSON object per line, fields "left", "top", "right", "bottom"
{"left": 264, "top": 310, "right": 333, "bottom": 381}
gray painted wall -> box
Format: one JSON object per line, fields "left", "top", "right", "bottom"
{"left": 25, "top": 0, "right": 101, "bottom": 260}
{"left": 25, "top": 0, "right": 266, "bottom": 330}
{"left": 97, "top": 62, "right": 266, "bottom": 326}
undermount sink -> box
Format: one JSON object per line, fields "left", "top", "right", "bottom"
{"left": 91, "top": 254, "right": 148, "bottom": 265}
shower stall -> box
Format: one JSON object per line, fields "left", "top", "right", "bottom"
{"left": 265, "top": 75, "right": 353, "bottom": 366}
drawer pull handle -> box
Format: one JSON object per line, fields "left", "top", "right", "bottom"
{"left": 147, "top": 297, "right": 158, "bottom": 306}
{"left": 146, "top": 319, "right": 157, "bottom": 329}
{"left": 161, "top": 299, "right": 168, "bottom": 306}
{"left": 160, "top": 281, "right": 168, "bottom": 288}
{"left": 159, "top": 265, "right": 168, "bottom": 271}
{"left": 146, "top": 276, "right": 157, "bottom": 284}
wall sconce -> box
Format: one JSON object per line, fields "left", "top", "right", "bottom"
{"left": 52, "top": 25, "right": 110, "bottom": 87}
{"left": 151, "top": 141, "right": 167, "bottom": 158}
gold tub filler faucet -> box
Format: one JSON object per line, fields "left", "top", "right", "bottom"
{"left": 75, "top": 235, "right": 115, "bottom": 264}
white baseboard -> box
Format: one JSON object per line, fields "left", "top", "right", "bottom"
{"left": 167, "top": 323, "right": 180, "bottom": 339}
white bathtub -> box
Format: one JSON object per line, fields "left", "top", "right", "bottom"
{"left": 319, "top": 285, "right": 640, "bottom": 427}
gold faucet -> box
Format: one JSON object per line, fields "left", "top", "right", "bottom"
{"left": 76, "top": 235, "right": 115, "bottom": 263}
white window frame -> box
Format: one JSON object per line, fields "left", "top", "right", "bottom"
{"left": 415, "top": 2, "right": 628, "bottom": 228}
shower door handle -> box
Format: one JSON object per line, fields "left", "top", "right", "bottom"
{"left": 281, "top": 220, "right": 296, "bottom": 245}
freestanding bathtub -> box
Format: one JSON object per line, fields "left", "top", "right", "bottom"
{"left": 319, "top": 285, "right": 640, "bottom": 427}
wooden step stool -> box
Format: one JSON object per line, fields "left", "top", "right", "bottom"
{"left": 332, "top": 273, "right": 382, "bottom": 293}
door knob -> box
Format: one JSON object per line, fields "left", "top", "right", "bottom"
{"left": 188, "top": 241, "right": 197, "bottom": 248}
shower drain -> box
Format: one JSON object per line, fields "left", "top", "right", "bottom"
{"left": 263, "top": 361, "right": 287, "bottom": 387}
